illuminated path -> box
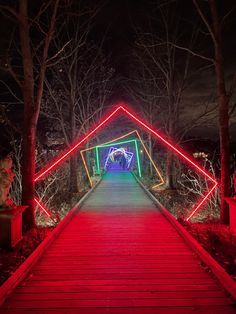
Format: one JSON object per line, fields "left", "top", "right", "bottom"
{"left": 1, "top": 172, "right": 235, "bottom": 313}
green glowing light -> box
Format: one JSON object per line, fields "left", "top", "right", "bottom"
{"left": 95, "top": 146, "right": 100, "bottom": 175}
{"left": 95, "top": 138, "right": 142, "bottom": 177}
{"left": 134, "top": 140, "right": 141, "bottom": 177}
{"left": 98, "top": 138, "right": 136, "bottom": 147}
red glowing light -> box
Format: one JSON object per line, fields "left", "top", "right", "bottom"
{"left": 185, "top": 183, "right": 218, "bottom": 221}
{"left": 34, "top": 198, "right": 51, "bottom": 217}
{"left": 34, "top": 103, "right": 218, "bottom": 221}
{"left": 35, "top": 106, "right": 121, "bottom": 182}
{"left": 118, "top": 106, "right": 218, "bottom": 221}
{"left": 120, "top": 106, "right": 217, "bottom": 184}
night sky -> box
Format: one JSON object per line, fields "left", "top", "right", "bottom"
{"left": 0, "top": 0, "right": 236, "bottom": 144}
{"left": 90, "top": 0, "right": 236, "bottom": 139}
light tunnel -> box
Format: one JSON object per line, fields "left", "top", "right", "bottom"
{"left": 80, "top": 130, "right": 164, "bottom": 189}
{"left": 96, "top": 139, "right": 141, "bottom": 175}
{"left": 34, "top": 105, "right": 217, "bottom": 222}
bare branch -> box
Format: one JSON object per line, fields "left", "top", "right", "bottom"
{"left": 0, "top": 80, "right": 23, "bottom": 104}
{"left": 227, "top": 71, "right": 236, "bottom": 102}
{"left": 29, "top": 1, "right": 53, "bottom": 27}
{"left": 35, "top": 0, "right": 60, "bottom": 120}
{"left": 0, "top": 105, "right": 21, "bottom": 134}
{"left": 0, "top": 5, "right": 19, "bottom": 20}
{"left": 192, "top": 0, "right": 217, "bottom": 47}
{"left": 167, "top": 42, "right": 214, "bottom": 64}
{"left": 0, "top": 63, "right": 22, "bottom": 88}
{"left": 230, "top": 102, "right": 236, "bottom": 116}
{"left": 46, "top": 40, "right": 72, "bottom": 65}
{"left": 221, "top": 5, "right": 236, "bottom": 26}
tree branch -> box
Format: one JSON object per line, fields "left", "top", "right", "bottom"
{"left": 167, "top": 42, "right": 214, "bottom": 63}
{"left": 227, "top": 71, "right": 236, "bottom": 102}
{"left": 0, "top": 63, "right": 22, "bottom": 88}
{"left": 46, "top": 40, "right": 72, "bottom": 65}
{"left": 0, "top": 5, "right": 19, "bottom": 20}
{"left": 35, "top": 0, "right": 60, "bottom": 119}
{"left": 0, "top": 80, "right": 23, "bottom": 103}
{"left": 192, "top": 0, "right": 217, "bottom": 47}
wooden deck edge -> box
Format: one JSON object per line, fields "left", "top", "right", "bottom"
{"left": 0, "top": 179, "right": 102, "bottom": 307}
{"left": 133, "top": 174, "right": 236, "bottom": 300}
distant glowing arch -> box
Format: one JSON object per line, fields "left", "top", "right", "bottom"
{"left": 80, "top": 131, "right": 164, "bottom": 189}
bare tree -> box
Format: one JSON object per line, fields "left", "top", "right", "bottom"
{"left": 0, "top": 0, "right": 63, "bottom": 228}
{"left": 41, "top": 26, "right": 114, "bottom": 192}
{"left": 127, "top": 4, "right": 216, "bottom": 189}
{"left": 125, "top": 59, "right": 162, "bottom": 177}
{"left": 178, "top": 154, "right": 220, "bottom": 221}
{"left": 191, "top": 0, "right": 236, "bottom": 223}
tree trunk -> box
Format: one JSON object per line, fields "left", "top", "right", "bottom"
{"left": 165, "top": 117, "right": 175, "bottom": 189}
{"left": 69, "top": 155, "right": 78, "bottom": 193}
{"left": 69, "top": 102, "right": 78, "bottom": 192}
{"left": 210, "top": 0, "right": 230, "bottom": 224}
{"left": 148, "top": 133, "right": 153, "bottom": 176}
{"left": 21, "top": 122, "right": 36, "bottom": 228}
{"left": 19, "top": 0, "right": 59, "bottom": 228}
{"left": 19, "top": 0, "right": 36, "bottom": 228}
{"left": 165, "top": 151, "right": 175, "bottom": 189}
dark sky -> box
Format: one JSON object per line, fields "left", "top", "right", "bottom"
{"left": 91, "top": 0, "right": 236, "bottom": 73}
{"left": 0, "top": 0, "right": 235, "bottom": 143}
{"left": 88, "top": 0, "right": 236, "bottom": 139}
{"left": 90, "top": 0, "right": 148, "bottom": 73}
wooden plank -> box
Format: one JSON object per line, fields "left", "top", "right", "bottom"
{"left": 15, "top": 283, "right": 222, "bottom": 293}
{"left": 135, "top": 174, "right": 236, "bottom": 300}
{"left": 19, "top": 278, "right": 218, "bottom": 286}
{"left": 11, "top": 291, "right": 228, "bottom": 300}
{"left": 32, "top": 268, "right": 208, "bottom": 274}
{"left": 33, "top": 265, "right": 203, "bottom": 271}
{"left": 1, "top": 307, "right": 236, "bottom": 314}
{"left": 2, "top": 297, "right": 232, "bottom": 308}
{"left": 0, "top": 180, "right": 102, "bottom": 307}
{"left": 23, "top": 273, "right": 211, "bottom": 281}
{"left": 1, "top": 172, "right": 235, "bottom": 313}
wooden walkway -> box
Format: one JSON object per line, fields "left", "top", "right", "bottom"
{"left": 1, "top": 172, "right": 235, "bottom": 313}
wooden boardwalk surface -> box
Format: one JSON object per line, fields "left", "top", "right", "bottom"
{"left": 1, "top": 172, "right": 235, "bottom": 313}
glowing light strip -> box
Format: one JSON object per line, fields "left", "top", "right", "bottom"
{"left": 81, "top": 138, "right": 141, "bottom": 186}
{"left": 126, "top": 152, "right": 134, "bottom": 168}
{"left": 101, "top": 130, "right": 164, "bottom": 188}
{"left": 81, "top": 132, "right": 164, "bottom": 187}
{"left": 104, "top": 147, "right": 134, "bottom": 170}
{"left": 98, "top": 139, "right": 141, "bottom": 177}
{"left": 104, "top": 147, "right": 114, "bottom": 169}
{"left": 80, "top": 152, "right": 93, "bottom": 187}
{"left": 134, "top": 131, "right": 164, "bottom": 189}
{"left": 34, "top": 197, "right": 51, "bottom": 217}
{"left": 134, "top": 140, "right": 142, "bottom": 177}
{"left": 102, "top": 135, "right": 164, "bottom": 187}
{"left": 81, "top": 133, "right": 164, "bottom": 187}
{"left": 120, "top": 106, "right": 217, "bottom": 184}
{"left": 80, "top": 130, "right": 138, "bottom": 154}
{"left": 186, "top": 183, "right": 218, "bottom": 221}
{"left": 109, "top": 147, "right": 128, "bottom": 159}
{"left": 118, "top": 106, "right": 217, "bottom": 220}
{"left": 34, "top": 106, "right": 121, "bottom": 182}
{"left": 100, "top": 130, "right": 138, "bottom": 145}
{"left": 96, "top": 133, "right": 165, "bottom": 187}
{"left": 95, "top": 146, "right": 100, "bottom": 175}
{"left": 99, "top": 139, "right": 137, "bottom": 147}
